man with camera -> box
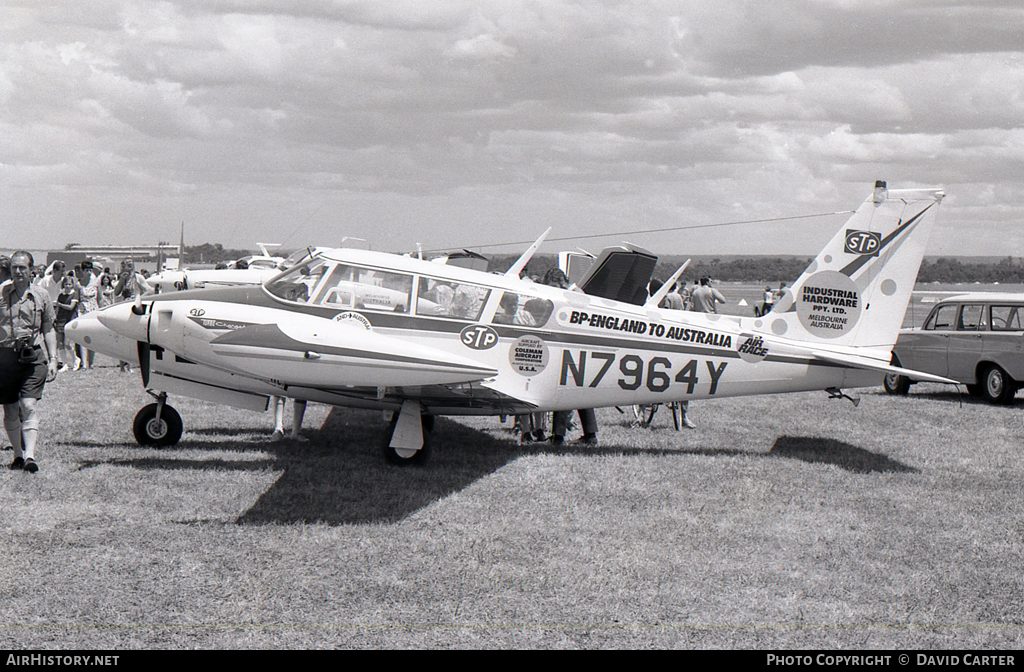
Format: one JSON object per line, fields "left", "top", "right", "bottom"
{"left": 1, "top": 251, "right": 58, "bottom": 473}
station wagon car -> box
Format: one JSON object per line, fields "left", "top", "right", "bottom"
{"left": 884, "top": 293, "right": 1024, "bottom": 403}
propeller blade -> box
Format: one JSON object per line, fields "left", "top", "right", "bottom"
{"left": 137, "top": 341, "right": 151, "bottom": 388}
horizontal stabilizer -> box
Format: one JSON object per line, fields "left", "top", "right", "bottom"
{"left": 811, "top": 350, "right": 958, "bottom": 385}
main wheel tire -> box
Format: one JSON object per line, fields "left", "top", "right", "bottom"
{"left": 981, "top": 364, "right": 1016, "bottom": 404}
{"left": 133, "top": 403, "right": 183, "bottom": 447}
{"left": 380, "top": 414, "right": 433, "bottom": 466}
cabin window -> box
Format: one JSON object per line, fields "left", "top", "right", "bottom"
{"left": 924, "top": 304, "right": 957, "bottom": 330}
{"left": 314, "top": 264, "right": 413, "bottom": 313}
{"left": 416, "top": 278, "right": 490, "bottom": 320}
{"left": 990, "top": 305, "right": 1024, "bottom": 331}
{"left": 957, "top": 304, "right": 985, "bottom": 331}
{"left": 492, "top": 291, "right": 554, "bottom": 327}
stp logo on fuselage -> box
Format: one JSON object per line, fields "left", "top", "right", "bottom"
{"left": 845, "top": 229, "right": 881, "bottom": 256}
{"left": 460, "top": 325, "right": 499, "bottom": 350}
{"left": 189, "top": 308, "right": 205, "bottom": 317}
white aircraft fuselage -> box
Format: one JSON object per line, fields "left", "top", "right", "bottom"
{"left": 67, "top": 183, "right": 950, "bottom": 463}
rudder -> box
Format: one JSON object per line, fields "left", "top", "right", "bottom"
{"left": 767, "top": 181, "right": 944, "bottom": 356}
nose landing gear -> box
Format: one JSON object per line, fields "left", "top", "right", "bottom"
{"left": 133, "top": 391, "right": 183, "bottom": 447}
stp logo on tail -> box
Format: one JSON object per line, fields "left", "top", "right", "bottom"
{"left": 845, "top": 229, "right": 881, "bottom": 256}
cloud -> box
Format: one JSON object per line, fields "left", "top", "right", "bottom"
{"left": 1, "top": 0, "right": 1023, "bottom": 256}
{"left": 673, "top": 0, "right": 1024, "bottom": 76}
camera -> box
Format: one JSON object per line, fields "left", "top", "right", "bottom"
{"left": 13, "top": 336, "right": 36, "bottom": 364}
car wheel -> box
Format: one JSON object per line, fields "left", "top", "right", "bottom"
{"left": 883, "top": 354, "right": 911, "bottom": 396}
{"left": 883, "top": 372, "right": 910, "bottom": 396}
{"left": 981, "top": 364, "right": 1016, "bottom": 404}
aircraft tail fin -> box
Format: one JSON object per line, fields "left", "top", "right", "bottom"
{"left": 767, "top": 181, "right": 944, "bottom": 357}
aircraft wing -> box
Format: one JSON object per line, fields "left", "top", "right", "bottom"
{"left": 286, "top": 382, "right": 538, "bottom": 417}
{"left": 810, "top": 350, "right": 959, "bottom": 385}
{"left": 207, "top": 317, "right": 498, "bottom": 389}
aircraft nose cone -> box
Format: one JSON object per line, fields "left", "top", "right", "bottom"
{"left": 65, "top": 309, "right": 139, "bottom": 364}
{"left": 96, "top": 301, "right": 150, "bottom": 342}
{"left": 65, "top": 311, "right": 100, "bottom": 348}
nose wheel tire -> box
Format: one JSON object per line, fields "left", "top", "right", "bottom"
{"left": 133, "top": 403, "right": 183, "bottom": 447}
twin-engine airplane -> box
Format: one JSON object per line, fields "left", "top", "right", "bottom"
{"left": 146, "top": 247, "right": 329, "bottom": 293}
{"left": 67, "top": 182, "right": 951, "bottom": 464}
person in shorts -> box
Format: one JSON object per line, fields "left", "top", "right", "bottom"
{"left": 1, "top": 251, "right": 58, "bottom": 473}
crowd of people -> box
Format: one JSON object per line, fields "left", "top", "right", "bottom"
{"left": 0, "top": 255, "right": 161, "bottom": 473}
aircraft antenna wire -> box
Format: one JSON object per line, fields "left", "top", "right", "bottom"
{"left": 419, "top": 210, "right": 856, "bottom": 254}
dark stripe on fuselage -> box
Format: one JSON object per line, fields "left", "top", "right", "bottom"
{"left": 152, "top": 283, "right": 832, "bottom": 369}
{"left": 211, "top": 323, "right": 494, "bottom": 373}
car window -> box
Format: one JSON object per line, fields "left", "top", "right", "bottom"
{"left": 990, "top": 305, "right": 1024, "bottom": 331}
{"left": 957, "top": 304, "right": 985, "bottom": 331}
{"left": 925, "top": 304, "right": 957, "bottom": 330}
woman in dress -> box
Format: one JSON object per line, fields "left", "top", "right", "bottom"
{"left": 75, "top": 263, "right": 100, "bottom": 369}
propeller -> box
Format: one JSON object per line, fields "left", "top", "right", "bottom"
{"left": 137, "top": 341, "right": 151, "bottom": 388}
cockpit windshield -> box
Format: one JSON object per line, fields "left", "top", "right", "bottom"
{"left": 265, "top": 258, "right": 415, "bottom": 313}
{"left": 265, "top": 258, "right": 329, "bottom": 303}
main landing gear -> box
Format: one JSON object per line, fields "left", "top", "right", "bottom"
{"left": 380, "top": 400, "right": 434, "bottom": 466}
{"left": 128, "top": 391, "right": 435, "bottom": 464}
{"left": 133, "top": 391, "right": 183, "bottom": 447}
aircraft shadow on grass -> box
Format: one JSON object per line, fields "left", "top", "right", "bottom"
{"left": 74, "top": 406, "right": 616, "bottom": 526}
{"left": 73, "top": 408, "right": 915, "bottom": 526}
{"left": 767, "top": 435, "right": 917, "bottom": 475}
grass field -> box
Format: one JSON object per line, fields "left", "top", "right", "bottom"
{"left": 2, "top": 353, "right": 1024, "bottom": 650}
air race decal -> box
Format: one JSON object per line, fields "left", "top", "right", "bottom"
{"left": 795, "top": 270, "right": 861, "bottom": 338}
{"left": 736, "top": 334, "right": 769, "bottom": 363}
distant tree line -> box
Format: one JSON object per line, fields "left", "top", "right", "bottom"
{"left": 176, "top": 245, "right": 1024, "bottom": 283}
{"left": 183, "top": 243, "right": 252, "bottom": 264}
{"left": 667, "top": 256, "right": 1024, "bottom": 284}
{"left": 488, "top": 253, "right": 1024, "bottom": 285}
{"left": 916, "top": 256, "right": 1024, "bottom": 284}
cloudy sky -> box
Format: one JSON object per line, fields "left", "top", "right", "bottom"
{"left": 2, "top": 0, "right": 1023, "bottom": 257}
